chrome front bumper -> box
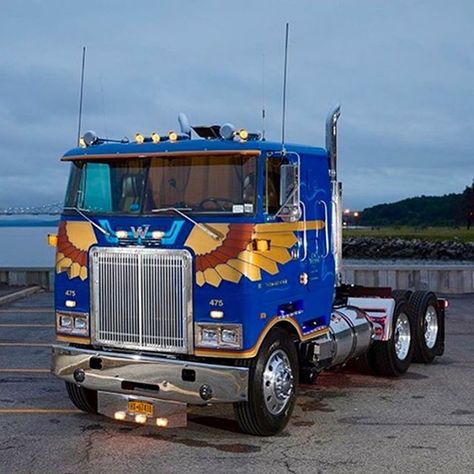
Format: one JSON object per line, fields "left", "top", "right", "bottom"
{"left": 52, "top": 345, "right": 249, "bottom": 405}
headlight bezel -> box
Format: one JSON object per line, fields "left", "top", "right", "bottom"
{"left": 195, "top": 323, "right": 242, "bottom": 350}
{"left": 56, "top": 311, "right": 89, "bottom": 337}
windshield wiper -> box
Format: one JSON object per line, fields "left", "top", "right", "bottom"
{"left": 63, "top": 207, "right": 111, "bottom": 236}
{"left": 152, "top": 207, "right": 222, "bottom": 241}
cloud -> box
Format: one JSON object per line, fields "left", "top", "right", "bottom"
{"left": 0, "top": 0, "right": 473, "bottom": 209}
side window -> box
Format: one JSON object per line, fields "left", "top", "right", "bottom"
{"left": 265, "top": 157, "right": 287, "bottom": 214}
{"left": 64, "top": 163, "right": 82, "bottom": 208}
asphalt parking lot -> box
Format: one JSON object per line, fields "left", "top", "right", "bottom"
{"left": 0, "top": 291, "right": 473, "bottom": 473}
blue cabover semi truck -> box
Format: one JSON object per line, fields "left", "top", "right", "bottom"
{"left": 51, "top": 108, "right": 446, "bottom": 435}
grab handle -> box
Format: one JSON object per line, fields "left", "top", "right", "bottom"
{"left": 317, "top": 200, "right": 330, "bottom": 258}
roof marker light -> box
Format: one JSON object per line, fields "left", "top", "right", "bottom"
{"left": 169, "top": 131, "right": 178, "bottom": 142}
{"left": 151, "top": 132, "right": 161, "bottom": 143}
{"left": 238, "top": 129, "right": 249, "bottom": 141}
{"left": 135, "top": 133, "right": 145, "bottom": 144}
{"left": 79, "top": 137, "right": 86, "bottom": 148}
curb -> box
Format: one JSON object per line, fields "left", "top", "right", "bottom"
{"left": 0, "top": 286, "right": 42, "bottom": 306}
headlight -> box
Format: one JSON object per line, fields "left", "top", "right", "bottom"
{"left": 60, "top": 315, "right": 73, "bottom": 328}
{"left": 202, "top": 328, "right": 218, "bottom": 345}
{"left": 56, "top": 311, "right": 89, "bottom": 337}
{"left": 221, "top": 329, "right": 239, "bottom": 345}
{"left": 74, "top": 317, "right": 88, "bottom": 330}
{"left": 195, "top": 324, "right": 242, "bottom": 349}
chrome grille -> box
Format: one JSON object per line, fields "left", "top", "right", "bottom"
{"left": 90, "top": 247, "right": 192, "bottom": 353}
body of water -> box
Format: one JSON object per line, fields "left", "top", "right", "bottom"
{"left": 0, "top": 226, "right": 57, "bottom": 267}
{"left": 1, "top": 226, "right": 473, "bottom": 268}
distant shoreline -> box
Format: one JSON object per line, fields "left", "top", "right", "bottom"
{"left": 0, "top": 221, "right": 59, "bottom": 228}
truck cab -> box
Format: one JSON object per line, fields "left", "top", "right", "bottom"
{"left": 51, "top": 112, "right": 445, "bottom": 435}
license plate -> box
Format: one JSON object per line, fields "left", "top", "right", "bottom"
{"left": 128, "top": 400, "right": 154, "bottom": 417}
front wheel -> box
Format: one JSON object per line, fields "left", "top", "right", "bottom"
{"left": 234, "top": 328, "right": 299, "bottom": 436}
{"left": 65, "top": 382, "right": 98, "bottom": 414}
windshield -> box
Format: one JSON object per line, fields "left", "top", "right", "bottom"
{"left": 64, "top": 154, "right": 257, "bottom": 215}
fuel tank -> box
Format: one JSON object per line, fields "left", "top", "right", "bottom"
{"left": 329, "top": 306, "right": 374, "bottom": 366}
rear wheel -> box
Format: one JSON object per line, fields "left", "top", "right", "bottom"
{"left": 408, "top": 291, "right": 442, "bottom": 363}
{"left": 371, "top": 298, "right": 414, "bottom": 376}
{"left": 352, "top": 351, "right": 377, "bottom": 375}
{"left": 234, "top": 328, "right": 298, "bottom": 436}
{"left": 392, "top": 289, "right": 412, "bottom": 301}
{"left": 65, "top": 382, "right": 98, "bottom": 414}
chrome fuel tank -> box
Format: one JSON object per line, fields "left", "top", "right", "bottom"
{"left": 329, "top": 307, "right": 374, "bottom": 366}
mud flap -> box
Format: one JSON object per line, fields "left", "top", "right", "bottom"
{"left": 435, "top": 303, "right": 446, "bottom": 356}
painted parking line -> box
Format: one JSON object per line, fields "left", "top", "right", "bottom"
{"left": 0, "top": 324, "right": 54, "bottom": 328}
{"left": 0, "top": 342, "right": 51, "bottom": 347}
{"left": 0, "top": 368, "right": 50, "bottom": 373}
{"left": 0, "top": 408, "right": 79, "bottom": 414}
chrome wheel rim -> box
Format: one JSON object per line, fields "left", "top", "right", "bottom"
{"left": 424, "top": 305, "right": 439, "bottom": 349}
{"left": 394, "top": 313, "right": 411, "bottom": 360}
{"left": 263, "top": 349, "right": 294, "bottom": 415}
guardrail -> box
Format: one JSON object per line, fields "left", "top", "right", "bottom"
{"left": 0, "top": 268, "right": 54, "bottom": 291}
{"left": 343, "top": 263, "right": 474, "bottom": 294}
{"left": 1, "top": 263, "right": 473, "bottom": 294}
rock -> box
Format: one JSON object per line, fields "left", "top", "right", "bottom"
{"left": 342, "top": 237, "right": 474, "bottom": 261}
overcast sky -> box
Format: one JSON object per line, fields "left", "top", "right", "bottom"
{"left": 0, "top": 0, "right": 473, "bottom": 210}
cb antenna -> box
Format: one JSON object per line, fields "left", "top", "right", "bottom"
{"left": 76, "top": 46, "right": 86, "bottom": 146}
{"left": 261, "top": 53, "right": 266, "bottom": 140}
{"left": 281, "top": 22, "right": 290, "bottom": 152}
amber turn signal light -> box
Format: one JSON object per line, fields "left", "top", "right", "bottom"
{"left": 47, "top": 234, "right": 58, "bottom": 247}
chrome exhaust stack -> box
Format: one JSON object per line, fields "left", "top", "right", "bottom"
{"left": 326, "top": 105, "right": 342, "bottom": 286}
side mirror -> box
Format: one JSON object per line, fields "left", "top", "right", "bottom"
{"left": 278, "top": 164, "right": 301, "bottom": 222}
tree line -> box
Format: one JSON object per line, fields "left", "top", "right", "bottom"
{"left": 360, "top": 181, "right": 474, "bottom": 228}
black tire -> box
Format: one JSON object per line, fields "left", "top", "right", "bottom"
{"left": 65, "top": 382, "right": 98, "bottom": 414}
{"left": 351, "top": 351, "right": 377, "bottom": 375}
{"left": 371, "top": 298, "right": 414, "bottom": 376}
{"left": 234, "top": 328, "right": 299, "bottom": 436}
{"left": 392, "top": 289, "right": 412, "bottom": 301}
{"left": 408, "top": 291, "right": 443, "bottom": 363}
{"left": 299, "top": 365, "right": 319, "bottom": 385}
